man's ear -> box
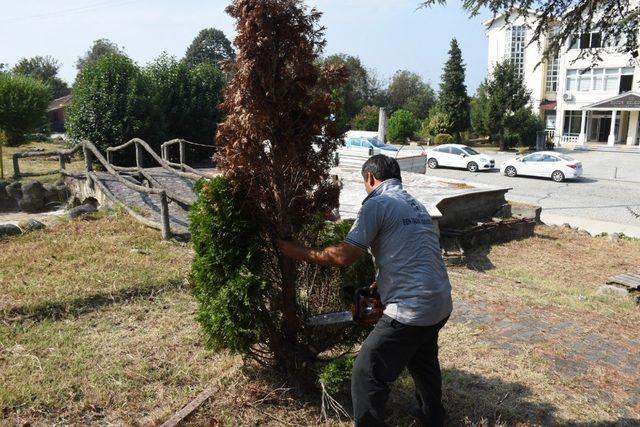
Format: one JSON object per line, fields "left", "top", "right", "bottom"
{"left": 367, "top": 172, "right": 376, "bottom": 186}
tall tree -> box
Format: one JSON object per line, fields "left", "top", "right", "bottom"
{"left": 420, "top": 1, "right": 639, "bottom": 65}
{"left": 67, "top": 54, "right": 149, "bottom": 154}
{"left": 184, "top": 28, "right": 235, "bottom": 67}
{"left": 213, "top": 0, "right": 346, "bottom": 385}
{"left": 470, "top": 81, "right": 489, "bottom": 136}
{"left": 435, "top": 38, "right": 469, "bottom": 139}
{"left": 12, "top": 56, "right": 70, "bottom": 99}
{"left": 322, "top": 54, "right": 379, "bottom": 130}
{"left": 484, "top": 60, "right": 532, "bottom": 150}
{"left": 387, "top": 70, "right": 435, "bottom": 120}
{"left": 76, "top": 39, "right": 125, "bottom": 71}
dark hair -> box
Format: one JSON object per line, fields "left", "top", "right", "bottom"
{"left": 361, "top": 154, "right": 402, "bottom": 182}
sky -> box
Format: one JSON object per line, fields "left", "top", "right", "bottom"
{"left": 0, "top": 0, "right": 491, "bottom": 93}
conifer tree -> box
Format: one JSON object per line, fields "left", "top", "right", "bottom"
{"left": 436, "top": 38, "right": 470, "bottom": 140}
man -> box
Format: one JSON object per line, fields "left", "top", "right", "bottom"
{"left": 278, "top": 154, "right": 452, "bottom": 426}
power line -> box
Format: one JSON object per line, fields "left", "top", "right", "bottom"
{"left": 0, "top": 0, "right": 142, "bottom": 24}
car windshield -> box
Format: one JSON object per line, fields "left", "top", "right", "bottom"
{"left": 557, "top": 154, "right": 575, "bottom": 161}
{"left": 462, "top": 147, "right": 479, "bottom": 155}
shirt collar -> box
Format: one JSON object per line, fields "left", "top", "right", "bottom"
{"left": 362, "top": 178, "right": 403, "bottom": 204}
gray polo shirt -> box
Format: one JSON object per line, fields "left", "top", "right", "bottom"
{"left": 345, "top": 178, "right": 452, "bottom": 326}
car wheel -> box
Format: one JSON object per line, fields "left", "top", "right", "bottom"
{"left": 505, "top": 166, "right": 517, "bottom": 177}
{"left": 552, "top": 170, "right": 565, "bottom": 182}
{"left": 467, "top": 162, "right": 478, "bottom": 172}
{"left": 428, "top": 158, "right": 438, "bottom": 169}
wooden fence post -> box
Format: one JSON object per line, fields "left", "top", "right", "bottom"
{"left": 83, "top": 144, "right": 93, "bottom": 173}
{"left": 136, "top": 142, "right": 144, "bottom": 169}
{"left": 59, "top": 153, "right": 66, "bottom": 171}
{"left": 12, "top": 154, "right": 20, "bottom": 179}
{"left": 159, "top": 191, "right": 171, "bottom": 240}
{"left": 107, "top": 150, "right": 113, "bottom": 165}
{"left": 179, "top": 140, "right": 186, "bottom": 172}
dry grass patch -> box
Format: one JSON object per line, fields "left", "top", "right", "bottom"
{"left": 0, "top": 211, "right": 192, "bottom": 319}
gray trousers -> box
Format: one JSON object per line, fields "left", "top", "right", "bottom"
{"left": 351, "top": 314, "right": 449, "bottom": 427}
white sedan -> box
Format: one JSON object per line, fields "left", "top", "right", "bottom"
{"left": 426, "top": 144, "right": 495, "bottom": 172}
{"left": 500, "top": 151, "right": 583, "bottom": 182}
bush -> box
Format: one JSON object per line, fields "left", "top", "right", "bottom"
{"left": 0, "top": 74, "right": 50, "bottom": 146}
{"left": 350, "top": 105, "right": 379, "bottom": 131}
{"left": 434, "top": 133, "right": 453, "bottom": 144}
{"left": 190, "top": 176, "right": 373, "bottom": 382}
{"left": 66, "top": 54, "right": 150, "bottom": 154}
{"left": 503, "top": 107, "right": 544, "bottom": 149}
{"left": 426, "top": 111, "right": 454, "bottom": 137}
{"left": 387, "top": 109, "right": 418, "bottom": 143}
{"left": 319, "top": 355, "right": 356, "bottom": 395}
{"left": 145, "top": 55, "right": 225, "bottom": 150}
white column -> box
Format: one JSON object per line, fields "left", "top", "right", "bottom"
{"left": 608, "top": 110, "right": 617, "bottom": 146}
{"left": 377, "top": 108, "right": 387, "bottom": 144}
{"left": 556, "top": 110, "right": 564, "bottom": 147}
{"left": 578, "top": 110, "right": 587, "bottom": 145}
{"left": 627, "top": 111, "right": 639, "bottom": 146}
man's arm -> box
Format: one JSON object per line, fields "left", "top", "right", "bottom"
{"left": 278, "top": 240, "right": 364, "bottom": 267}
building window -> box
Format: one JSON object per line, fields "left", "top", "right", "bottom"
{"left": 565, "top": 67, "right": 635, "bottom": 93}
{"left": 563, "top": 110, "right": 582, "bottom": 136}
{"left": 506, "top": 25, "right": 526, "bottom": 78}
{"left": 570, "top": 32, "right": 603, "bottom": 49}
{"left": 545, "top": 57, "right": 559, "bottom": 92}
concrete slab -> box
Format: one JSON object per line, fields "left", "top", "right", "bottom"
{"left": 334, "top": 167, "right": 511, "bottom": 227}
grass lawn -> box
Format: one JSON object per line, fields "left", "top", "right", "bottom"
{"left": 0, "top": 140, "right": 84, "bottom": 184}
{"left": 1, "top": 212, "right": 639, "bottom": 426}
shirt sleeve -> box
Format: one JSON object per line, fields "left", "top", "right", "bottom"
{"left": 344, "top": 200, "right": 382, "bottom": 250}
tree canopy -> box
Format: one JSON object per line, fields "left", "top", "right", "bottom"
{"left": 0, "top": 74, "right": 50, "bottom": 145}
{"left": 420, "top": 0, "right": 639, "bottom": 65}
{"left": 183, "top": 28, "right": 235, "bottom": 67}
{"left": 386, "top": 70, "right": 436, "bottom": 120}
{"left": 76, "top": 39, "right": 126, "bottom": 71}
{"left": 435, "top": 38, "right": 469, "bottom": 138}
{"left": 12, "top": 56, "right": 70, "bottom": 99}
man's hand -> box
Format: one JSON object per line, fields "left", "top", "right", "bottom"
{"left": 278, "top": 240, "right": 364, "bottom": 267}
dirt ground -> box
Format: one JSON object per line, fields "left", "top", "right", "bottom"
{"left": 1, "top": 213, "right": 639, "bottom": 426}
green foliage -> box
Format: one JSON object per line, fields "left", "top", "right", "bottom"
{"left": 351, "top": 105, "right": 379, "bottom": 131}
{"left": 323, "top": 54, "right": 380, "bottom": 131}
{"left": 319, "top": 355, "right": 355, "bottom": 394}
{"left": 504, "top": 107, "right": 545, "bottom": 148}
{"left": 0, "top": 74, "right": 50, "bottom": 146}
{"left": 144, "top": 54, "right": 225, "bottom": 148}
{"left": 189, "top": 176, "right": 272, "bottom": 353}
{"left": 387, "top": 70, "right": 435, "bottom": 120}
{"left": 470, "top": 81, "right": 489, "bottom": 136}
{"left": 434, "top": 133, "right": 453, "bottom": 144}
{"left": 426, "top": 111, "right": 454, "bottom": 136}
{"left": 435, "top": 38, "right": 470, "bottom": 137}
{"left": 12, "top": 55, "right": 70, "bottom": 99}
{"left": 485, "top": 60, "right": 532, "bottom": 150}
{"left": 66, "top": 54, "right": 150, "bottom": 153}
{"left": 184, "top": 28, "right": 235, "bottom": 67}
{"left": 76, "top": 39, "right": 126, "bottom": 71}
{"left": 387, "top": 109, "right": 418, "bottom": 142}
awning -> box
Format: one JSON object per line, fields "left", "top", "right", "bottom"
{"left": 582, "top": 91, "right": 640, "bottom": 111}
{"left": 539, "top": 100, "right": 557, "bottom": 111}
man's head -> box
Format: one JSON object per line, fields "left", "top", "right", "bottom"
{"left": 361, "top": 154, "right": 401, "bottom": 194}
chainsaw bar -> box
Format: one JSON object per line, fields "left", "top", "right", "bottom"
{"left": 306, "top": 311, "right": 353, "bottom": 326}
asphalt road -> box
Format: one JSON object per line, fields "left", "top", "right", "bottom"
{"left": 418, "top": 148, "right": 640, "bottom": 237}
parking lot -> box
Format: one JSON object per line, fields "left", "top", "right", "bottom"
{"left": 414, "top": 148, "right": 640, "bottom": 237}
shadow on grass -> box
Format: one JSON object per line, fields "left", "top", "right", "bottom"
{"left": 237, "top": 364, "right": 562, "bottom": 426}
{"left": 463, "top": 246, "right": 496, "bottom": 272}
{"left": 2, "top": 279, "right": 186, "bottom": 325}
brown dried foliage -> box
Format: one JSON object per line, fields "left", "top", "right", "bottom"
{"left": 214, "top": 0, "right": 347, "bottom": 385}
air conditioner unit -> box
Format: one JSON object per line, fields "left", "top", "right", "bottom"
{"left": 563, "top": 92, "right": 574, "bottom": 101}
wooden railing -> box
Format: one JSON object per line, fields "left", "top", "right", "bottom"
{"left": 160, "top": 138, "right": 216, "bottom": 176}
{"left": 12, "top": 144, "right": 83, "bottom": 179}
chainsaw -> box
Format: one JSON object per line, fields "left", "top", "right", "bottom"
{"left": 307, "top": 285, "right": 384, "bottom": 326}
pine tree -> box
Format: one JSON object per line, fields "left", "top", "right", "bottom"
{"left": 436, "top": 38, "right": 470, "bottom": 140}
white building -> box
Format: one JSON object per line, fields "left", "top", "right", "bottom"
{"left": 485, "top": 10, "right": 640, "bottom": 147}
